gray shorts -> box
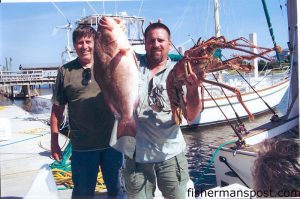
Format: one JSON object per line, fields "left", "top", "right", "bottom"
{"left": 122, "top": 152, "right": 190, "bottom": 199}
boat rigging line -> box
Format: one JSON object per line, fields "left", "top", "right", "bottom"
{"left": 171, "top": 42, "right": 184, "bottom": 57}
{"left": 189, "top": 35, "right": 197, "bottom": 46}
{"left": 102, "top": 1, "right": 105, "bottom": 14}
{"left": 278, "top": 0, "right": 288, "bottom": 29}
{"left": 51, "top": 2, "right": 71, "bottom": 26}
{"left": 261, "top": 0, "right": 282, "bottom": 64}
{"left": 171, "top": 0, "right": 192, "bottom": 37}
{"left": 235, "top": 70, "right": 279, "bottom": 122}
{"left": 203, "top": 86, "right": 246, "bottom": 149}
{"left": 86, "top": 1, "right": 98, "bottom": 15}
{"left": 136, "top": 0, "right": 144, "bottom": 18}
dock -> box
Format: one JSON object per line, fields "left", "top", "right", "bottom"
{"left": 0, "top": 69, "right": 57, "bottom": 99}
{"left": 0, "top": 105, "right": 123, "bottom": 198}
{"left": 0, "top": 104, "right": 78, "bottom": 198}
{"left": 0, "top": 104, "right": 55, "bottom": 197}
{"left": 0, "top": 104, "right": 196, "bottom": 198}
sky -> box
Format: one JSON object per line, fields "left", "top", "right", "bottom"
{"left": 0, "top": 0, "right": 289, "bottom": 70}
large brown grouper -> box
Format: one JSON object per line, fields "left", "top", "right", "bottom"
{"left": 94, "top": 16, "right": 139, "bottom": 151}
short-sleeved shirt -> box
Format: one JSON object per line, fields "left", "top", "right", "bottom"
{"left": 134, "top": 55, "right": 186, "bottom": 163}
{"left": 52, "top": 58, "right": 115, "bottom": 151}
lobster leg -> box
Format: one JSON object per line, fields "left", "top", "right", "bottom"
{"left": 187, "top": 61, "right": 193, "bottom": 75}
{"left": 203, "top": 79, "right": 254, "bottom": 120}
{"left": 179, "top": 61, "right": 192, "bottom": 121}
{"left": 184, "top": 61, "right": 189, "bottom": 77}
{"left": 180, "top": 60, "right": 196, "bottom": 120}
{"left": 184, "top": 60, "right": 194, "bottom": 77}
{"left": 178, "top": 85, "right": 186, "bottom": 123}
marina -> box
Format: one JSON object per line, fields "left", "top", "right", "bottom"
{"left": 1, "top": 87, "right": 289, "bottom": 198}
{"left": 0, "top": 69, "right": 57, "bottom": 99}
{"left": 1, "top": 0, "right": 298, "bottom": 198}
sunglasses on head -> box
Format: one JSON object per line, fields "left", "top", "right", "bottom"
{"left": 82, "top": 68, "right": 92, "bottom": 86}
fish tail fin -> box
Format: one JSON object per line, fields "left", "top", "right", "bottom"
{"left": 117, "top": 118, "right": 136, "bottom": 139}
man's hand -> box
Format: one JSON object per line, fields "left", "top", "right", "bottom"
{"left": 185, "top": 72, "right": 200, "bottom": 92}
{"left": 184, "top": 72, "right": 203, "bottom": 121}
{"left": 51, "top": 133, "right": 62, "bottom": 162}
{"left": 50, "top": 104, "right": 65, "bottom": 162}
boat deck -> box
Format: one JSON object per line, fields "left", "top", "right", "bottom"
{"left": 0, "top": 105, "right": 54, "bottom": 197}
{"left": 210, "top": 115, "right": 299, "bottom": 155}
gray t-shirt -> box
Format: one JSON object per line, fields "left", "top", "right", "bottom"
{"left": 134, "top": 56, "right": 186, "bottom": 163}
{"left": 52, "top": 58, "right": 114, "bottom": 151}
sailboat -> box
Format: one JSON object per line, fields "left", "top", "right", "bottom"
{"left": 179, "top": 0, "right": 290, "bottom": 127}
{"left": 209, "top": 0, "right": 299, "bottom": 189}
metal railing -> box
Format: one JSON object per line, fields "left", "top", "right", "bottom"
{"left": 0, "top": 70, "right": 56, "bottom": 85}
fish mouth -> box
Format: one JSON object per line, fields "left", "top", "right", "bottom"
{"left": 99, "top": 17, "right": 114, "bottom": 31}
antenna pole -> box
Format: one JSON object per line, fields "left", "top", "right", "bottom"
{"left": 214, "top": 0, "right": 221, "bottom": 37}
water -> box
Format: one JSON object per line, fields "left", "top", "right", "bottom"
{"left": 183, "top": 112, "right": 281, "bottom": 191}
{"left": 0, "top": 86, "right": 288, "bottom": 191}
{"left": 183, "top": 90, "right": 288, "bottom": 191}
{"left": 12, "top": 87, "right": 53, "bottom": 115}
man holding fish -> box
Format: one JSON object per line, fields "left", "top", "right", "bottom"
{"left": 94, "top": 16, "right": 202, "bottom": 199}
{"left": 50, "top": 25, "right": 123, "bottom": 199}
{"left": 125, "top": 21, "right": 202, "bottom": 199}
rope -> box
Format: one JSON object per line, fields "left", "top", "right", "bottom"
{"left": 235, "top": 70, "right": 278, "bottom": 117}
{"left": 0, "top": 106, "right": 6, "bottom": 111}
{"left": 23, "top": 127, "right": 47, "bottom": 135}
{"left": 50, "top": 139, "right": 107, "bottom": 192}
{"left": 0, "top": 134, "right": 44, "bottom": 148}
{"left": 194, "top": 139, "right": 236, "bottom": 184}
{"left": 261, "top": 0, "right": 281, "bottom": 63}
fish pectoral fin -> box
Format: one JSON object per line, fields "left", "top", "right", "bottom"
{"left": 113, "top": 17, "right": 122, "bottom": 24}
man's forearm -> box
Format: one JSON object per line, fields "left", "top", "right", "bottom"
{"left": 50, "top": 104, "right": 65, "bottom": 136}
{"left": 185, "top": 87, "right": 201, "bottom": 121}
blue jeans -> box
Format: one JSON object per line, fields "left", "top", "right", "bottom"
{"left": 71, "top": 147, "right": 123, "bottom": 199}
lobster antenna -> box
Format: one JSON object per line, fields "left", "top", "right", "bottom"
{"left": 191, "top": 38, "right": 196, "bottom": 45}
{"left": 196, "top": 37, "right": 202, "bottom": 45}
{"left": 171, "top": 42, "right": 184, "bottom": 57}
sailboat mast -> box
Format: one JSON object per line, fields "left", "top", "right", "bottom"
{"left": 214, "top": 0, "right": 222, "bottom": 81}
{"left": 214, "top": 0, "right": 221, "bottom": 37}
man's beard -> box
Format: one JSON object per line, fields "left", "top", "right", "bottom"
{"left": 148, "top": 51, "right": 163, "bottom": 64}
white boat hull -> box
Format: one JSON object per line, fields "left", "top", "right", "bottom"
{"left": 211, "top": 116, "right": 299, "bottom": 188}
{"left": 213, "top": 149, "right": 256, "bottom": 188}
{"left": 181, "top": 79, "right": 289, "bottom": 127}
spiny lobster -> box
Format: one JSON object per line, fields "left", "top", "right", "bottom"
{"left": 166, "top": 36, "right": 281, "bottom": 125}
